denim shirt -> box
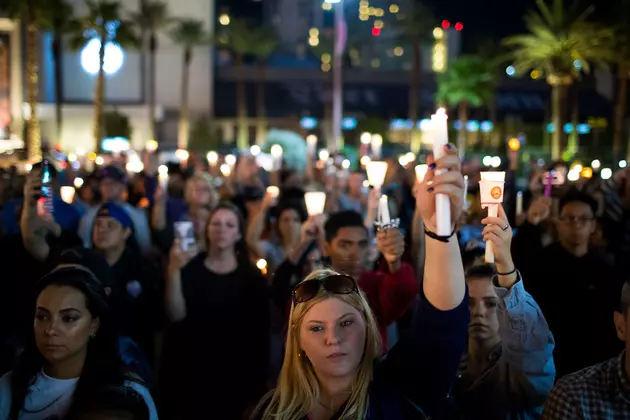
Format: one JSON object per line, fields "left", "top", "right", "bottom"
{"left": 452, "top": 273, "right": 556, "bottom": 420}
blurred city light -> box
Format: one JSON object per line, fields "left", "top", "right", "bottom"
{"left": 374, "top": 20, "right": 384, "bottom": 29}
{"left": 530, "top": 69, "right": 541, "bottom": 79}
{"left": 573, "top": 60, "right": 582, "bottom": 70}
{"left": 480, "top": 121, "right": 494, "bottom": 132}
{"left": 225, "top": 154, "right": 237, "bottom": 166}
{"left": 441, "top": 20, "right": 450, "bottom": 29}
{"left": 482, "top": 156, "right": 492, "bottom": 166}
{"left": 360, "top": 132, "right": 372, "bottom": 144}
{"left": 81, "top": 38, "right": 124, "bottom": 75}
{"left": 342, "top": 159, "right": 351, "bottom": 169}
{"left": 389, "top": 4, "right": 399, "bottom": 13}
{"left": 322, "top": 2, "right": 333, "bottom": 10}
{"left": 175, "top": 149, "right": 189, "bottom": 161}
{"left": 394, "top": 46, "right": 403, "bottom": 56}
{"left": 321, "top": 63, "right": 331, "bottom": 72}
{"left": 591, "top": 159, "right": 601, "bottom": 169}
{"left": 309, "top": 28, "right": 319, "bottom": 37}
{"left": 490, "top": 156, "right": 502, "bottom": 168}
{"left": 219, "top": 14, "right": 230, "bottom": 25}
{"left": 372, "top": 27, "right": 381, "bottom": 36}
{"left": 433, "top": 27, "right": 443, "bottom": 39}
{"left": 250, "top": 145, "right": 261, "bottom": 156}
{"left": 455, "top": 22, "right": 464, "bottom": 31}
{"left": 620, "top": 160, "right": 628, "bottom": 168}
{"left": 505, "top": 66, "right": 516, "bottom": 76}
{"left": 581, "top": 167, "right": 593, "bottom": 178}
{"left": 508, "top": 138, "right": 521, "bottom": 151}
{"left": 601, "top": 168, "right": 612, "bottom": 180}
{"left": 74, "top": 177, "right": 84, "bottom": 188}
{"left": 300, "top": 117, "right": 318, "bottom": 129}
{"left": 567, "top": 169, "right": 580, "bottom": 182}
{"left": 324, "top": 0, "right": 341, "bottom": 3}
{"left": 321, "top": 53, "right": 331, "bottom": 63}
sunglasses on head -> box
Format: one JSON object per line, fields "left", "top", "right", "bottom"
{"left": 292, "top": 274, "right": 358, "bottom": 304}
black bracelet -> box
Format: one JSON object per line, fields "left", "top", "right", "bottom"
{"left": 496, "top": 267, "right": 517, "bottom": 276}
{"left": 423, "top": 224, "right": 456, "bottom": 243}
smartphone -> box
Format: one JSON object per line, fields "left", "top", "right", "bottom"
{"left": 38, "top": 160, "right": 54, "bottom": 217}
{"left": 174, "top": 221, "right": 196, "bottom": 252}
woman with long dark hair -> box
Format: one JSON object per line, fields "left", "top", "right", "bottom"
{"left": 0, "top": 249, "right": 157, "bottom": 419}
{"left": 159, "top": 202, "right": 270, "bottom": 420}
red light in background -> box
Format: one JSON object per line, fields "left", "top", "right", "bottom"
{"left": 441, "top": 20, "right": 450, "bottom": 29}
{"left": 60, "top": 161, "right": 67, "bottom": 169}
{"left": 372, "top": 27, "right": 381, "bottom": 36}
{"left": 55, "top": 145, "right": 61, "bottom": 151}
{"left": 455, "top": 22, "right": 464, "bottom": 31}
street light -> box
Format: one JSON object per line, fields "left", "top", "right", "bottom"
{"left": 219, "top": 14, "right": 230, "bottom": 25}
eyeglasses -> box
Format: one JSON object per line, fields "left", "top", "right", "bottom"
{"left": 292, "top": 275, "right": 358, "bottom": 304}
{"left": 559, "top": 215, "right": 595, "bottom": 224}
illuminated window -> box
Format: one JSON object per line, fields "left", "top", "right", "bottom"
{"left": 374, "top": 20, "right": 384, "bottom": 29}
{"left": 394, "top": 47, "right": 403, "bottom": 56}
{"left": 389, "top": 4, "right": 399, "bottom": 13}
{"left": 322, "top": 2, "right": 332, "bottom": 11}
{"left": 321, "top": 62, "right": 331, "bottom": 72}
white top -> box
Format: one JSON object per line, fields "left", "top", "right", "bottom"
{"left": 0, "top": 371, "right": 158, "bottom": 420}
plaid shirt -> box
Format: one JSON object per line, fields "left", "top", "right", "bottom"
{"left": 542, "top": 351, "right": 630, "bottom": 419}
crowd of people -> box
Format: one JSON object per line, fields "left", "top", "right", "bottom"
{"left": 0, "top": 143, "right": 628, "bottom": 420}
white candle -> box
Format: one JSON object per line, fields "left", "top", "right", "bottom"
{"left": 304, "top": 192, "right": 326, "bottom": 216}
{"left": 379, "top": 195, "right": 391, "bottom": 224}
{"left": 266, "top": 186, "right": 279, "bottom": 199}
{"left": 60, "top": 186, "right": 75, "bottom": 204}
{"left": 431, "top": 108, "right": 451, "bottom": 236}
{"left": 158, "top": 165, "right": 169, "bottom": 190}
{"left": 207, "top": 151, "right": 218, "bottom": 167}
{"left": 415, "top": 164, "right": 428, "bottom": 182}
{"left": 271, "top": 145, "right": 283, "bottom": 171}
{"left": 516, "top": 191, "right": 524, "bottom": 216}
{"left": 371, "top": 134, "right": 383, "bottom": 159}
{"left": 306, "top": 135, "right": 318, "bottom": 155}
{"left": 366, "top": 161, "right": 388, "bottom": 190}
{"left": 485, "top": 204, "right": 498, "bottom": 263}
{"left": 225, "top": 154, "right": 237, "bottom": 169}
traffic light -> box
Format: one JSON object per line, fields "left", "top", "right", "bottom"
{"left": 372, "top": 27, "right": 381, "bottom": 36}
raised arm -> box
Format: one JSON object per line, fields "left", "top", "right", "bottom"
{"left": 246, "top": 192, "right": 276, "bottom": 259}
{"left": 20, "top": 168, "right": 60, "bottom": 262}
{"left": 482, "top": 205, "right": 555, "bottom": 409}
{"left": 382, "top": 145, "right": 469, "bottom": 419}
{"left": 164, "top": 240, "right": 196, "bottom": 322}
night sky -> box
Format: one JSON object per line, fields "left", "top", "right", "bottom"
{"left": 219, "top": 0, "right": 624, "bottom": 52}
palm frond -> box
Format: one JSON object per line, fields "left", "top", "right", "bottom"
{"left": 170, "top": 19, "right": 209, "bottom": 47}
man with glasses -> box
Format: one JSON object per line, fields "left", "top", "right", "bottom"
{"left": 512, "top": 189, "right": 622, "bottom": 377}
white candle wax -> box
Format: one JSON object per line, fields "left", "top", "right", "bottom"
{"left": 516, "top": 191, "right": 524, "bottom": 216}
{"left": 463, "top": 175, "right": 469, "bottom": 211}
{"left": 485, "top": 204, "right": 498, "bottom": 263}
{"left": 379, "top": 195, "right": 391, "bottom": 224}
{"left": 431, "top": 108, "right": 451, "bottom": 236}
{"left": 371, "top": 134, "right": 383, "bottom": 159}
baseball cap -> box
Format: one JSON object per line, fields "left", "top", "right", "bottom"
{"left": 98, "top": 165, "right": 127, "bottom": 184}
{"left": 96, "top": 202, "right": 133, "bottom": 230}
{"left": 43, "top": 247, "right": 113, "bottom": 288}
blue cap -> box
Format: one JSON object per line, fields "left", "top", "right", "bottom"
{"left": 96, "top": 202, "right": 133, "bottom": 230}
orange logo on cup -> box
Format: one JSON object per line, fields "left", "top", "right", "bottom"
{"left": 491, "top": 186, "right": 502, "bottom": 200}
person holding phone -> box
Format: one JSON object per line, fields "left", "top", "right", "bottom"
{"left": 159, "top": 202, "right": 269, "bottom": 420}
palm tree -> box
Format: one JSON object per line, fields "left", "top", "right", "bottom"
{"left": 170, "top": 19, "right": 210, "bottom": 150}
{"left": 41, "top": 0, "right": 75, "bottom": 145}
{"left": 436, "top": 56, "right": 493, "bottom": 158}
{"left": 395, "top": 2, "right": 435, "bottom": 152}
{"left": 70, "top": 0, "right": 139, "bottom": 151}
{"left": 3, "top": 0, "right": 50, "bottom": 161}
{"left": 251, "top": 27, "right": 277, "bottom": 145}
{"left": 132, "top": 0, "right": 172, "bottom": 143}
{"left": 503, "top": 0, "right": 614, "bottom": 160}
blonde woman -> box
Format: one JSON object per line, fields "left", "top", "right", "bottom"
{"left": 254, "top": 144, "right": 469, "bottom": 420}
